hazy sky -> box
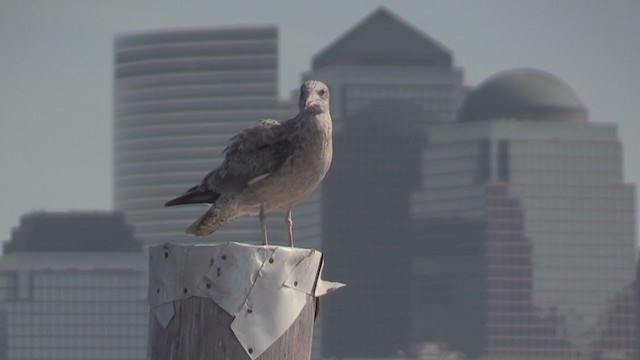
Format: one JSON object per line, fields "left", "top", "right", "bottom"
{"left": 1, "top": 0, "right": 639, "bottom": 244}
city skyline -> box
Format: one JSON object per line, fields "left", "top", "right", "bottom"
{"left": 309, "top": 9, "right": 637, "bottom": 357}
{"left": 0, "top": 3, "right": 637, "bottom": 359}
{"left": 1, "top": 1, "right": 639, "bottom": 244}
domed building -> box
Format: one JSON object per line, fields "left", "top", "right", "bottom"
{"left": 410, "top": 69, "right": 637, "bottom": 359}
{"left": 457, "top": 68, "right": 589, "bottom": 123}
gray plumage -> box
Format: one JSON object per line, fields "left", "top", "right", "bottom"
{"left": 165, "top": 80, "right": 333, "bottom": 246}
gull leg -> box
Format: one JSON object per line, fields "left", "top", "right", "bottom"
{"left": 285, "top": 208, "right": 293, "bottom": 247}
{"left": 260, "top": 203, "right": 268, "bottom": 246}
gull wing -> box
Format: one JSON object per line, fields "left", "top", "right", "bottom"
{"left": 206, "top": 119, "right": 294, "bottom": 193}
{"left": 165, "top": 119, "right": 295, "bottom": 207}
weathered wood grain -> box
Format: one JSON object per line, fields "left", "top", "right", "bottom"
{"left": 147, "top": 295, "right": 316, "bottom": 360}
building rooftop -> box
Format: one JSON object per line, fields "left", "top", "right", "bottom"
{"left": 457, "top": 68, "right": 589, "bottom": 123}
{"left": 4, "top": 211, "right": 142, "bottom": 253}
{"left": 114, "top": 25, "right": 277, "bottom": 48}
{"left": 312, "top": 7, "right": 452, "bottom": 69}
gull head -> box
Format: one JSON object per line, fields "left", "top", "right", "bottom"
{"left": 299, "top": 80, "right": 330, "bottom": 115}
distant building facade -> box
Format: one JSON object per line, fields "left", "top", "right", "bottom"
{"left": 0, "top": 212, "right": 147, "bottom": 360}
{"left": 411, "top": 69, "right": 637, "bottom": 359}
{"left": 322, "top": 101, "right": 430, "bottom": 357}
{"left": 310, "top": 8, "right": 464, "bottom": 358}
{"left": 113, "top": 26, "right": 321, "bottom": 249}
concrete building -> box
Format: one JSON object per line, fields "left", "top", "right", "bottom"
{"left": 0, "top": 212, "right": 147, "bottom": 360}
{"left": 114, "top": 26, "right": 321, "bottom": 249}
{"left": 311, "top": 8, "right": 464, "bottom": 358}
{"left": 411, "top": 69, "right": 637, "bottom": 359}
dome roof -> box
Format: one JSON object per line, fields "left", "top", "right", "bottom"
{"left": 457, "top": 68, "right": 588, "bottom": 123}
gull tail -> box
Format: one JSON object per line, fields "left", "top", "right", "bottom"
{"left": 185, "top": 206, "right": 236, "bottom": 237}
{"left": 165, "top": 186, "right": 220, "bottom": 207}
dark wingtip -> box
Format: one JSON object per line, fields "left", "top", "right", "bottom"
{"left": 164, "top": 191, "right": 220, "bottom": 207}
{"left": 164, "top": 198, "right": 180, "bottom": 207}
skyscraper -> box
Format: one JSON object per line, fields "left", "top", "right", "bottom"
{"left": 114, "top": 26, "right": 320, "bottom": 248}
{"left": 411, "top": 69, "right": 637, "bottom": 359}
{"left": 0, "top": 212, "right": 147, "bottom": 360}
{"left": 309, "top": 8, "right": 465, "bottom": 358}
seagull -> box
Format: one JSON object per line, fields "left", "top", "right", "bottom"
{"left": 165, "top": 80, "right": 332, "bottom": 247}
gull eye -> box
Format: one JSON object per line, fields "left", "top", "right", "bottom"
{"left": 318, "top": 89, "right": 326, "bottom": 96}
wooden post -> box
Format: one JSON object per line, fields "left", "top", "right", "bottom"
{"left": 147, "top": 296, "right": 316, "bottom": 359}
{"left": 146, "top": 242, "right": 342, "bottom": 360}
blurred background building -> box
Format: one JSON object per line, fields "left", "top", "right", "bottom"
{"left": 0, "top": 212, "right": 147, "bottom": 360}
{"left": 113, "top": 26, "right": 322, "bottom": 249}
{"left": 311, "top": 8, "right": 465, "bottom": 358}
{"left": 410, "top": 69, "right": 637, "bottom": 359}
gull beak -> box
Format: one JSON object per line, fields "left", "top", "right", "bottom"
{"left": 304, "top": 95, "right": 323, "bottom": 113}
